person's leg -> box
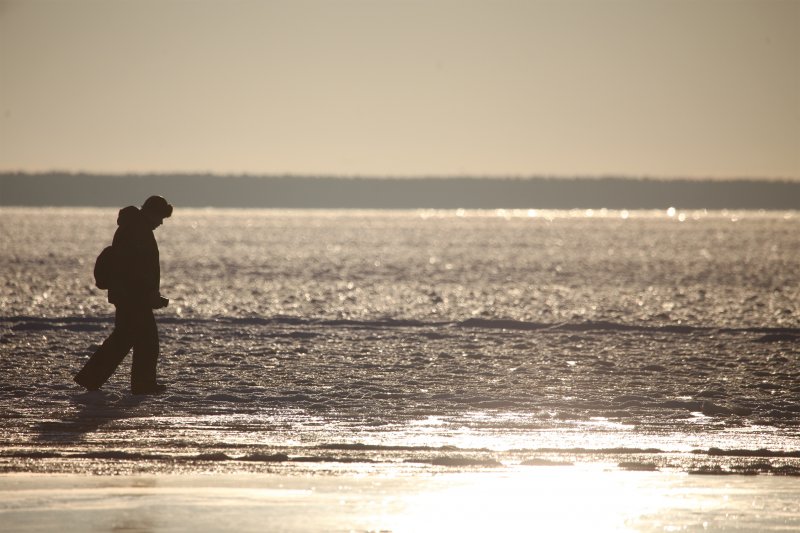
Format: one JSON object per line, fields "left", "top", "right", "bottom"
{"left": 74, "top": 305, "right": 135, "bottom": 390}
{"left": 130, "top": 305, "right": 160, "bottom": 393}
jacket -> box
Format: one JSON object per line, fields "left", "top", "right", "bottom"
{"left": 108, "top": 206, "right": 160, "bottom": 305}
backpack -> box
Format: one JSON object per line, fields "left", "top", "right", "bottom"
{"left": 93, "top": 245, "right": 118, "bottom": 290}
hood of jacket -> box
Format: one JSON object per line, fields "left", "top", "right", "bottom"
{"left": 117, "top": 206, "right": 149, "bottom": 229}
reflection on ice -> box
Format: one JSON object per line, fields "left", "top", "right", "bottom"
{"left": 3, "top": 470, "right": 799, "bottom": 532}
{"left": 390, "top": 468, "right": 800, "bottom": 532}
{"left": 393, "top": 468, "right": 664, "bottom": 532}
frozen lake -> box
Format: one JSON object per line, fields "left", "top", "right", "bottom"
{"left": 1, "top": 208, "right": 799, "bottom": 530}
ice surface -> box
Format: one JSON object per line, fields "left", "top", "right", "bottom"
{"left": 0, "top": 467, "right": 800, "bottom": 533}
{"left": 3, "top": 471, "right": 800, "bottom": 532}
{"left": 1, "top": 209, "right": 799, "bottom": 478}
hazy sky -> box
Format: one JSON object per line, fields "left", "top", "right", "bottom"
{"left": 1, "top": 0, "right": 798, "bottom": 178}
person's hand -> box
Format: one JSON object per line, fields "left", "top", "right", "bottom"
{"left": 149, "top": 291, "right": 169, "bottom": 309}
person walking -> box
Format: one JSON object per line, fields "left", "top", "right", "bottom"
{"left": 75, "top": 195, "right": 173, "bottom": 395}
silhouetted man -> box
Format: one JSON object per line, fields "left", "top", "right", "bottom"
{"left": 75, "top": 195, "right": 173, "bottom": 395}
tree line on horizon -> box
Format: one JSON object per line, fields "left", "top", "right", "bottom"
{"left": 1, "top": 172, "right": 799, "bottom": 209}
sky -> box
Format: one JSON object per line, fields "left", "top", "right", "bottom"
{"left": 0, "top": 0, "right": 798, "bottom": 179}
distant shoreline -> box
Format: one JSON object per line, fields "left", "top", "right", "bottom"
{"left": 2, "top": 173, "right": 799, "bottom": 209}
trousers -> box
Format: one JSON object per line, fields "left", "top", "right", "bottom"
{"left": 75, "top": 300, "right": 159, "bottom": 392}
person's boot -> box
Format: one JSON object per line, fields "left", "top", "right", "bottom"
{"left": 132, "top": 383, "right": 167, "bottom": 395}
{"left": 74, "top": 375, "right": 100, "bottom": 391}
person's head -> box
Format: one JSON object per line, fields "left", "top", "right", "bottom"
{"left": 141, "top": 195, "right": 173, "bottom": 229}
